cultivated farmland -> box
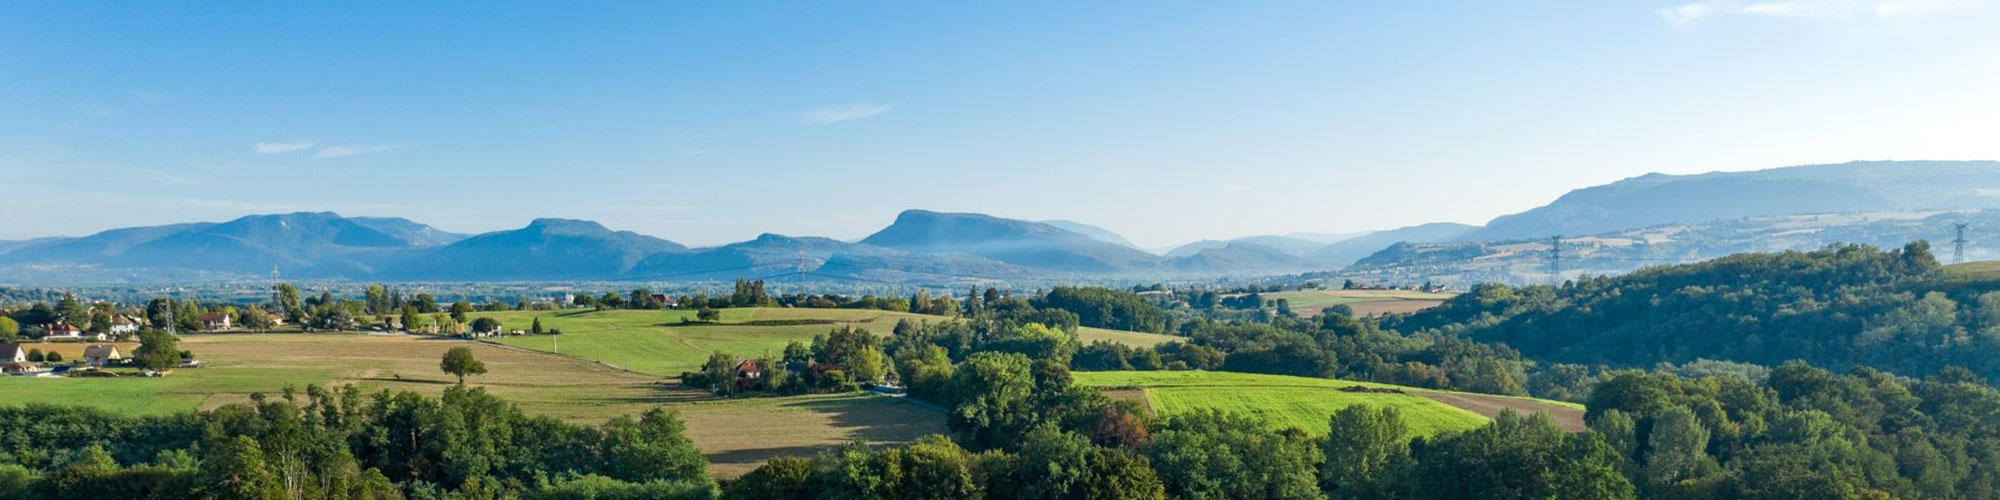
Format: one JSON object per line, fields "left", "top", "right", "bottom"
{"left": 0, "top": 333, "right": 943, "bottom": 477}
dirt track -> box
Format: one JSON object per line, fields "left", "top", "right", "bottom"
{"left": 1418, "top": 392, "right": 1587, "bottom": 432}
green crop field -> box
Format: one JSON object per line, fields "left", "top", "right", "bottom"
{"left": 0, "top": 333, "right": 943, "bottom": 477}
{"left": 474, "top": 307, "right": 1179, "bottom": 375}
{"left": 1075, "top": 370, "right": 1583, "bottom": 436}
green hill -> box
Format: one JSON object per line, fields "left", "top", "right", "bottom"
{"left": 1073, "top": 371, "right": 1581, "bottom": 437}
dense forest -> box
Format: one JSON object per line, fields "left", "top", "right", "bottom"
{"left": 720, "top": 342, "right": 2000, "bottom": 499}
{"left": 0, "top": 386, "right": 712, "bottom": 499}
{"left": 1389, "top": 241, "right": 2000, "bottom": 382}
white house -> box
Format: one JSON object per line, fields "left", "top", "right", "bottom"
{"left": 109, "top": 316, "right": 141, "bottom": 336}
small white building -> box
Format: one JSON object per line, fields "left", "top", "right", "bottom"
{"left": 109, "top": 316, "right": 141, "bottom": 336}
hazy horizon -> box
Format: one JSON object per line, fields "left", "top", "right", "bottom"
{"left": 6, "top": 1, "right": 1999, "bottom": 248}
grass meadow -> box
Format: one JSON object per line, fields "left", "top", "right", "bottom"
{"left": 1257, "top": 289, "right": 1456, "bottom": 316}
{"left": 474, "top": 307, "right": 1181, "bottom": 375}
{"left": 1074, "top": 370, "right": 1582, "bottom": 436}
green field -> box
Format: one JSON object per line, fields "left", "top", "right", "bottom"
{"left": 474, "top": 307, "right": 1180, "bottom": 375}
{"left": 1075, "top": 371, "right": 1582, "bottom": 436}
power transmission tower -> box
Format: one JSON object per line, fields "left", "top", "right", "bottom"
{"left": 1548, "top": 235, "right": 1563, "bottom": 285}
{"left": 1953, "top": 222, "right": 1971, "bottom": 264}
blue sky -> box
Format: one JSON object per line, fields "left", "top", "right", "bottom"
{"left": 4, "top": 1, "right": 1999, "bottom": 248}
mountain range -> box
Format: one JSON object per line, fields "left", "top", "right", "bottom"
{"left": 3, "top": 160, "right": 1997, "bottom": 285}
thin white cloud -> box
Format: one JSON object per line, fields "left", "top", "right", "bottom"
{"left": 313, "top": 143, "right": 404, "bottom": 159}
{"left": 795, "top": 103, "right": 894, "bottom": 125}
{"left": 1662, "top": 0, "right": 1991, "bottom": 25}
{"left": 254, "top": 141, "right": 316, "bottom": 154}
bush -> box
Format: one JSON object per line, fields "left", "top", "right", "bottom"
{"left": 524, "top": 473, "right": 716, "bottom": 500}
{"left": 816, "top": 370, "right": 856, "bottom": 392}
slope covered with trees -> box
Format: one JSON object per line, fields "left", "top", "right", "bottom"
{"left": 1390, "top": 241, "right": 2000, "bottom": 381}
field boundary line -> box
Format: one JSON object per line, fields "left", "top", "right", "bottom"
{"left": 475, "top": 339, "right": 655, "bottom": 377}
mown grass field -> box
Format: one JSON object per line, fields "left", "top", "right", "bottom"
{"left": 1074, "top": 371, "right": 1582, "bottom": 436}
{"left": 474, "top": 307, "right": 1180, "bottom": 375}
{"left": 1258, "top": 290, "right": 1456, "bottom": 317}
{"left": 1946, "top": 260, "right": 2000, "bottom": 280}
{"left": 0, "top": 333, "right": 942, "bottom": 477}
{"left": 10, "top": 341, "right": 139, "bottom": 360}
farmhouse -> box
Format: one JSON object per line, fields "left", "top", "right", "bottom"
{"left": 82, "top": 344, "right": 123, "bottom": 367}
{"left": 109, "top": 315, "right": 142, "bottom": 336}
{"left": 0, "top": 343, "right": 24, "bottom": 363}
{"left": 43, "top": 322, "right": 93, "bottom": 341}
{"left": 198, "top": 312, "right": 233, "bottom": 331}
{"left": 700, "top": 357, "right": 765, "bottom": 391}
{"left": 650, "top": 293, "right": 680, "bottom": 307}
{"left": 1, "top": 361, "right": 41, "bottom": 375}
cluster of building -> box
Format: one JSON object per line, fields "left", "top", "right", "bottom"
{"left": 33, "top": 310, "right": 286, "bottom": 341}
{"left": 38, "top": 315, "right": 143, "bottom": 342}
{"left": 0, "top": 342, "right": 123, "bottom": 376}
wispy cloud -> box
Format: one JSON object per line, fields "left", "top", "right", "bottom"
{"left": 254, "top": 140, "right": 316, "bottom": 154}
{"left": 1662, "top": 0, "right": 1991, "bottom": 25}
{"left": 795, "top": 103, "right": 894, "bottom": 125}
{"left": 313, "top": 143, "right": 405, "bottom": 159}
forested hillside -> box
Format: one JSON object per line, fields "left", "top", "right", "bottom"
{"left": 1390, "top": 241, "right": 2000, "bottom": 381}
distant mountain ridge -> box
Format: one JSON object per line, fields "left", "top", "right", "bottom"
{"left": 8, "top": 161, "right": 1998, "bottom": 285}
{"left": 0, "top": 212, "right": 456, "bottom": 278}
{"left": 385, "top": 218, "right": 687, "bottom": 280}
{"left": 1306, "top": 222, "right": 1480, "bottom": 268}
{"left": 0, "top": 210, "right": 1306, "bottom": 284}
{"left": 862, "top": 210, "right": 1162, "bottom": 273}
{"left": 1040, "top": 220, "right": 1141, "bottom": 249}
{"left": 1465, "top": 160, "right": 2000, "bottom": 240}
{"left": 1166, "top": 235, "right": 1328, "bottom": 258}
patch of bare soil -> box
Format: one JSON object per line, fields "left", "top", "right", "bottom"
{"left": 1345, "top": 300, "right": 1445, "bottom": 316}
{"left": 1099, "top": 388, "right": 1154, "bottom": 416}
{"left": 1418, "top": 392, "right": 1586, "bottom": 432}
